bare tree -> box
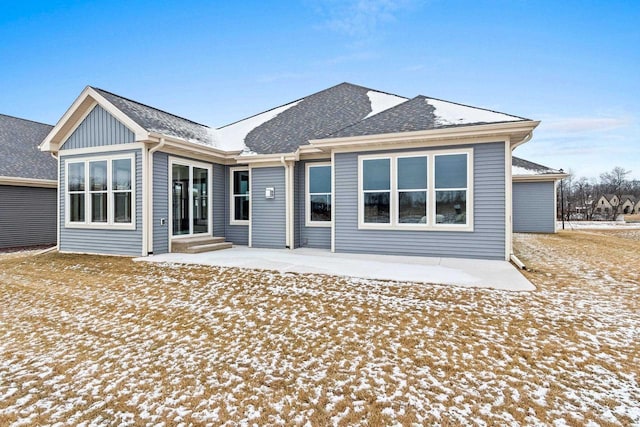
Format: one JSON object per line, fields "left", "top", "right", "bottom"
{"left": 599, "top": 167, "right": 631, "bottom": 220}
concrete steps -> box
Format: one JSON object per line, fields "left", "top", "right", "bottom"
{"left": 171, "top": 236, "right": 232, "bottom": 254}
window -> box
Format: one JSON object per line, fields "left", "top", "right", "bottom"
{"left": 306, "top": 163, "right": 332, "bottom": 226}
{"left": 359, "top": 149, "right": 472, "bottom": 230}
{"left": 66, "top": 154, "right": 134, "bottom": 228}
{"left": 230, "top": 168, "right": 250, "bottom": 223}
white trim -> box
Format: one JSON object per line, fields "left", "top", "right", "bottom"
{"left": 248, "top": 166, "right": 253, "bottom": 247}
{"left": 64, "top": 153, "right": 136, "bottom": 230}
{"left": 0, "top": 176, "right": 57, "bottom": 188}
{"left": 553, "top": 180, "right": 559, "bottom": 233}
{"left": 229, "top": 166, "right": 250, "bottom": 226}
{"left": 357, "top": 148, "right": 474, "bottom": 232}
{"left": 330, "top": 151, "right": 336, "bottom": 253}
{"left": 141, "top": 145, "right": 148, "bottom": 256}
{"left": 168, "top": 157, "right": 213, "bottom": 238}
{"left": 305, "top": 162, "right": 332, "bottom": 228}
{"left": 505, "top": 140, "right": 512, "bottom": 260}
{"left": 512, "top": 173, "right": 568, "bottom": 182}
{"left": 58, "top": 142, "right": 146, "bottom": 157}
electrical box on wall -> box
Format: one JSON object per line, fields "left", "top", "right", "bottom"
{"left": 265, "top": 187, "right": 275, "bottom": 199}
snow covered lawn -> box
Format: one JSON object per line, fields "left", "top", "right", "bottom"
{"left": 1, "top": 230, "right": 638, "bottom": 425}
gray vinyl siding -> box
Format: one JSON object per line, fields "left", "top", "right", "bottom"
{"left": 62, "top": 105, "right": 135, "bottom": 150}
{"left": 224, "top": 165, "right": 248, "bottom": 245}
{"left": 152, "top": 152, "right": 169, "bottom": 254}
{"left": 213, "top": 163, "right": 225, "bottom": 237}
{"left": 295, "top": 160, "right": 331, "bottom": 249}
{"left": 59, "top": 149, "right": 143, "bottom": 256}
{"left": 251, "top": 166, "right": 286, "bottom": 249}
{"left": 0, "top": 185, "right": 56, "bottom": 249}
{"left": 513, "top": 181, "right": 556, "bottom": 233}
{"left": 334, "top": 142, "right": 506, "bottom": 260}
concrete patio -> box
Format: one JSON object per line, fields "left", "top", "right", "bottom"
{"left": 134, "top": 247, "right": 535, "bottom": 291}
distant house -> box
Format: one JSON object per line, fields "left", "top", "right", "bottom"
{"left": 0, "top": 114, "right": 57, "bottom": 249}
{"left": 40, "top": 83, "right": 562, "bottom": 260}
{"left": 595, "top": 194, "right": 618, "bottom": 215}
{"left": 634, "top": 199, "right": 640, "bottom": 214}
{"left": 619, "top": 195, "right": 636, "bottom": 214}
{"left": 511, "top": 157, "right": 567, "bottom": 233}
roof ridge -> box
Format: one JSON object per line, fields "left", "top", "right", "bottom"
{"left": 91, "top": 87, "right": 211, "bottom": 128}
{"left": 0, "top": 113, "right": 53, "bottom": 128}
{"left": 420, "top": 95, "right": 530, "bottom": 121}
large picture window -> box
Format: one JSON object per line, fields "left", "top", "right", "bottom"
{"left": 359, "top": 149, "right": 472, "bottom": 230}
{"left": 66, "top": 154, "right": 134, "bottom": 228}
{"left": 230, "top": 168, "right": 250, "bottom": 223}
{"left": 306, "top": 163, "right": 332, "bottom": 226}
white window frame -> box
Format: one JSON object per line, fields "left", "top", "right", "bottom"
{"left": 230, "top": 166, "right": 250, "bottom": 225}
{"left": 65, "top": 153, "right": 136, "bottom": 230}
{"left": 169, "top": 157, "right": 213, "bottom": 238}
{"left": 357, "top": 148, "right": 474, "bottom": 231}
{"left": 305, "top": 162, "right": 332, "bottom": 227}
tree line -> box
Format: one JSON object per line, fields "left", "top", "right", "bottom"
{"left": 557, "top": 167, "right": 639, "bottom": 221}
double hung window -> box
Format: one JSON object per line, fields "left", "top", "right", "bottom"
{"left": 306, "top": 163, "right": 332, "bottom": 226}
{"left": 230, "top": 168, "right": 250, "bottom": 223}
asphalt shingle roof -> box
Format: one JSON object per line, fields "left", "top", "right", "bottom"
{"left": 512, "top": 156, "right": 563, "bottom": 175}
{"left": 0, "top": 114, "right": 56, "bottom": 180}
{"left": 93, "top": 87, "right": 214, "bottom": 146}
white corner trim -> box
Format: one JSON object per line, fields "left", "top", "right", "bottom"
{"left": 330, "top": 151, "right": 336, "bottom": 253}
{"left": 505, "top": 139, "right": 512, "bottom": 261}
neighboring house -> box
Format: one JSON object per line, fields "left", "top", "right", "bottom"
{"left": 619, "top": 195, "right": 636, "bottom": 214}
{"left": 595, "top": 194, "right": 618, "bottom": 215}
{"left": 41, "top": 83, "right": 558, "bottom": 260}
{"left": 634, "top": 199, "right": 640, "bottom": 214}
{"left": 511, "top": 157, "right": 567, "bottom": 233}
{"left": 0, "top": 114, "right": 57, "bottom": 249}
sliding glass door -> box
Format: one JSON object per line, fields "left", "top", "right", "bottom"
{"left": 171, "top": 160, "right": 211, "bottom": 237}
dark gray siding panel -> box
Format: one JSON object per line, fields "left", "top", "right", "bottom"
{"left": 334, "top": 142, "right": 506, "bottom": 260}
{"left": 153, "top": 152, "right": 169, "bottom": 254}
{"left": 251, "top": 167, "right": 286, "bottom": 249}
{"left": 513, "top": 181, "right": 556, "bottom": 233}
{"left": 224, "top": 165, "right": 248, "bottom": 245}
{"left": 62, "top": 105, "right": 135, "bottom": 150}
{"left": 59, "top": 149, "right": 143, "bottom": 256}
{"left": 0, "top": 185, "right": 56, "bottom": 248}
{"left": 213, "top": 163, "right": 225, "bottom": 237}
{"left": 296, "top": 160, "right": 331, "bottom": 249}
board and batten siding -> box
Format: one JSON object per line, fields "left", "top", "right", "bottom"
{"left": 0, "top": 185, "right": 56, "bottom": 249}
{"left": 251, "top": 166, "right": 286, "bottom": 249}
{"left": 59, "top": 149, "right": 143, "bottom": 255}
{"left": 334, "top": 142, "right": 507, "bottom": 260}
{"left": 152, "top": 152, "right": 169, "bottom": 254}
{"left": 62, "top": 105, "right": 135, "bottom": 150}
{"left": 295, "top": 160, "right": 331, "bottom": 249}
{"left": 513, "top": 181, "right": 556, "bottom": 233}
{"left": 224, "top": 165, "right": 248, "bottom": 245}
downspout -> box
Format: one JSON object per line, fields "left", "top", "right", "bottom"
{"left": 146, "top": 138, "right": 166, "bottom": 255}
{"left": 281, "top": 156, "right": 291, "bottom": 249}
{"left": 509, "top": 132, "right": 532, "bottom": 268}
{"left": 52, "top": 152, "right": 60, "bottom": 251}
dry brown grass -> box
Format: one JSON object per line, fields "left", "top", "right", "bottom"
{"left": 0, "top": 230, "right": 639, "bottom": 425}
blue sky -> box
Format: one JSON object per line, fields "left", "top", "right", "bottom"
{"left": 1, "top": 0, "right": 638, "bottom": 179}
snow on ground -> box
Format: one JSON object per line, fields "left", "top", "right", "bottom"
{"left": 558, "top": 220, "right": 640, "bottom": 229}
{"left": 0, "top": 231, "right": 638, "bottom": 425}
{"left": 364, "top": 91, "right": 407, "bottom": 118}
{"left": 426, "top": 98, "right": 523, "bottom": 126}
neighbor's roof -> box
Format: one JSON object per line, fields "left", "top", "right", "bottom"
{"left": 512, "top": 156, "right": 563, "bottom": 176}
{"left": 329, "top": 95, "right": 529, "bottom": 139}
{"left": 216, "top": 83, "right": 408, "bottom": 154}
{"left": 0, "top": 113, "right": 56, "bottom": 180}
{"left": 93, "top": 87, "right": 214, "bottom": 146}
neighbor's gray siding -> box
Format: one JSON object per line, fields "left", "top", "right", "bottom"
{"left": 251, "top": 166, "right": 286, "bottom": 248}
{"left": 59, "top": 149, "right": 143, "bottom": 255}
{"left": 62, "top": 105, "right": 135, "bottom": 150}
{"left": 224, "top": 165, "right": 248, "bottom": 245}
{"left": 334, "top": 142, "right": 506, "bottom": 260}
{"left": 153, "top": 152, "right": 169, "bottom": 254}
{"left": 0, "top": 185, "right": 56, "bottom": 249}
{"left": 213, "top": 163, "right": 225, "bottom": 237}
{"left": 513, "top": 181, "right": 556, "bottom": 233}
{"left": 295, "top": 160, "right": 331, "bottom": 249}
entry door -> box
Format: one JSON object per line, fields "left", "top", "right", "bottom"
{"left": 171, "top": 161, "right": 211, "bottom": 236}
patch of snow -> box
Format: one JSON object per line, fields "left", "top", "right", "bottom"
{"left": 364, "top": 91, "right": 407, "bottom": 118}
{"left": 426, "top": 98, "right": 523, "bottom": 126}
{"left": 214, "top": 100, "right": 303, "bottom": 152}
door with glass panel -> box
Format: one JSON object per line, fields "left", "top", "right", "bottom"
{"left": 171, "top": 162, "right": 211, "bottom": 236}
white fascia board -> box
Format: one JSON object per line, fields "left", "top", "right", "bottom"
{"left": 512, "top": 173, "right": 569, "bottom": 182}
{"left": 0, "top": 176, "right": 58, "bottom": 188}
{"left": 234, "top": 153, "right": 298, "bottom": 165}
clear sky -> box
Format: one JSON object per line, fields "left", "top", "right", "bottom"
{"left": 1, "top": 0, "right": 638, "bottom": 179}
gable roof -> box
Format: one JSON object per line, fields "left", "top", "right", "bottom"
{"left": 0, "top": 113, "right": 56, "bottom": 181}
{"left": 512, "top": 156, "right": 563, "bottom": 176}
{"left": 217, "top": 83, "right": 408, "bottom": 154}
{"left": 329, "top": 95, "right": 528, "bottom": 139}
{"left": 92, "top": 88, "right": 214, "bottom": 146}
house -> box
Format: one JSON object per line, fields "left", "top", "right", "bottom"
{"left": 595, "top": 194, "right": 618, "bottom": 215}
{"left": 0, "top": 114, "right": 57, "bottom": 249}
{"left": 40, "top": 83, "right": 560, "bottom": 260}
{"left": 511, "top": 157, "right": 567, "bottom": 233}
{"left": 619, "top": 195, "right": 636, "bottom": 214}
{"left": 634, "top": 199, "right": 640, "bottom": 214}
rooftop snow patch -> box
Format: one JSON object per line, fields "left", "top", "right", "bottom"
{"left": 215, "top": 100, "right": 303, "bottom": 152}
{"left": 364, "top": 91, "right": 408, "bottom": 118}
{"left": 426, "top": 98, "right": 525, "bottom": 126}
{"left": 512, "top": 156, "right": 563, "bottom": 176}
